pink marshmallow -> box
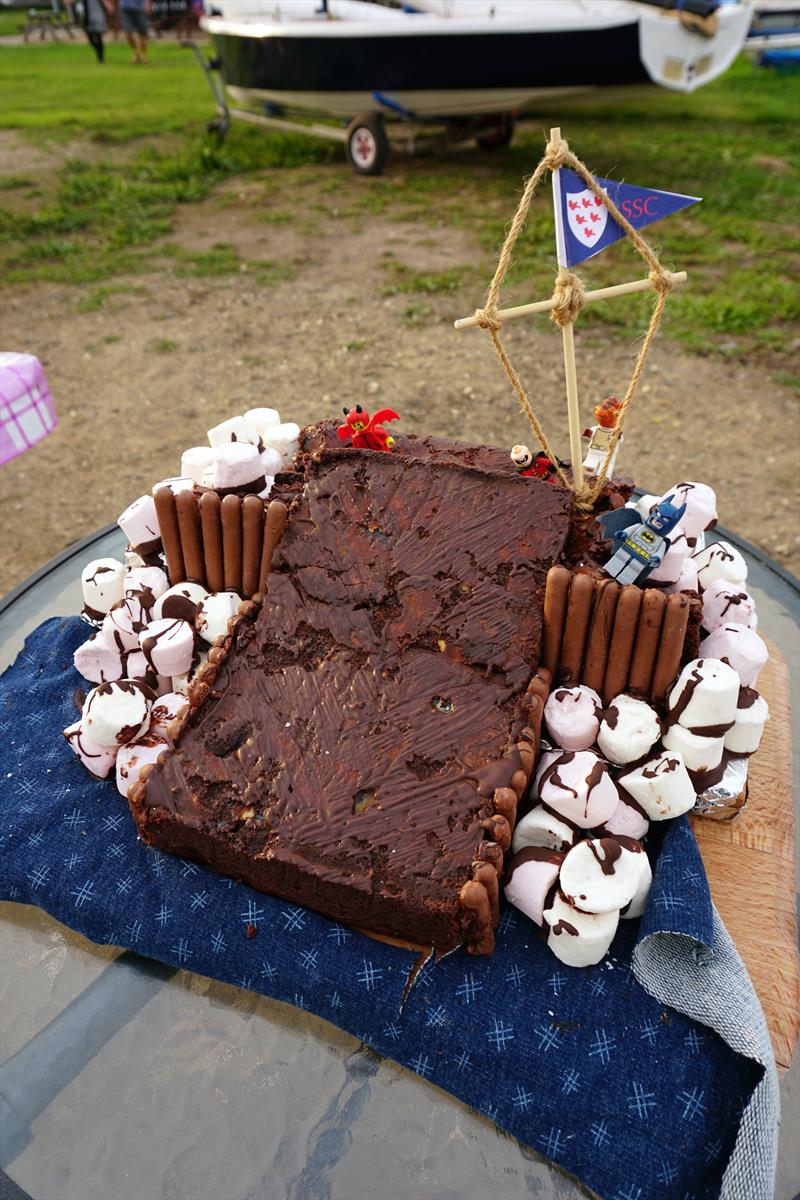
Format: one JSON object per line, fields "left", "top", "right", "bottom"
{"left": 139, "top": 618, "right": 195, "bottom": 677}
{"left": 118, "top": 495, "right": 161, "bottom": 552}
{"left": 210, "top": 443, "right": 264, "bottom": 490}
{"left": 598, "top": 793, "right": 650, "bottom": 840}
{"left": 647, "top": 526, "right": 689, "bottom": 585}
{"left": 116, "top": 736, "right": 169, "bottom": 798}
{"left": 664, "top": 556, "right": 699, "bottom": 596}
{"left": 701, "top": 579, "right": 757, "bottom": 633}
{"left": 504, "top": 847, "right": 564, "bottom": 926}
{"left": 698, "top": 624, "right": 768, "bottom": 688}
{"left": 150, "top": 691, "right": 190, "bottom": 739}
{"left": 63, "top": 720, "right": 118, "bottom": 779}
{"left": 536, "top": 750, "right": 619, "bottom": 829}
{"left": 73, "top": 633, "right": 124, "bottom": 684}
{"left": 544, "top": 685, "right": 602, "bottom": 751}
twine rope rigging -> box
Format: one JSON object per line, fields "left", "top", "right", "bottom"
{"left": 473, "top": 134, "right": 675, "bottom": 510}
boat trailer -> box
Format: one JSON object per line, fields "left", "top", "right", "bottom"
{"left": 184, "top": 41, "right": 515, "bottom": 176}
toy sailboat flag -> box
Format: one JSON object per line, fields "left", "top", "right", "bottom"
{"left": 455, "top": 127, "right": 701, "bottom": 505}
{"left": 555, "top": 169, "right": 700, "bottom": 268}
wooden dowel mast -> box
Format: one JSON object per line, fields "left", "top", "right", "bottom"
{"left": 453, "top": 270, "right": 687, "bottom": 331}
{"left": 549, "top": 127, "right": 584, "bottom": 490}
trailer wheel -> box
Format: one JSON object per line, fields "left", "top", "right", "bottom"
{"left": 475, "top": 114, "right": 514, "bottom": 151}
{"left": 346, "top": 114, "right": 388, "bottom": 175}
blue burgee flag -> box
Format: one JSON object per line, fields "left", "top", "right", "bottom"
{"left": 556, "top": 167, "right": 701, "bottom": 268}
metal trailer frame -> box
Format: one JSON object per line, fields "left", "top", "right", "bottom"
{"left": 183, "top": 41, "right": 515, "bottom": 175}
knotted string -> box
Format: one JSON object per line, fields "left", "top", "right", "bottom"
{"left": 475, "top": 133, "right": 675, "bottom": 510}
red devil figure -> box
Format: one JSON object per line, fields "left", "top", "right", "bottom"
{"left": 337, "top": 404, "right": 400, "bottom": 452}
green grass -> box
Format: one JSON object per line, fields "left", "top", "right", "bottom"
{"left": 0, "top": 10, "right": 25, "bottom": 35}
{"left": 0, "top": 43, "right": 798, "bottom": 361}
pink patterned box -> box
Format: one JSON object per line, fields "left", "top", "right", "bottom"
{"left": 0, "top": 353, "right": 57, "bottom": 466}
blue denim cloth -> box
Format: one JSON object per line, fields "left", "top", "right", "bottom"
{"left": 1, "top": 618, "right": 767, "bottom": 1200}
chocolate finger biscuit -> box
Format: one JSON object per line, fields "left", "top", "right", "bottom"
{"left": 221, "top": 494, "right": 243, "bottom": 593}
{"left": 651, "top": 592, "right": 691, "bottom": 702}
{"left": 582, "top": 578, "right": 620, "bottom": 693}
{"left": 175, "top": 491, "right": 205, "bottom": 587}
{"left": 199, "top": 492, "right": 224, "bottom": 594}
{"left": 559, "top": 573, "right": 594, "bottom": 685}
{"left": 153, "top": 486, "right": 185, "bottom": 586}
{"left": 627, "top": 588, "right": 667, "bottom": 696}
{"left": 603, "top": 585, "right": 642, "bottom": 704}
{"left": 542, "top": 566, "right": 571, "bottom": 678}
{"left": 241, "top": 495, "right": 265, "bottom": 598}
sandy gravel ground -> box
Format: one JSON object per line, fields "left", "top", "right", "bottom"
{"left": 2, "top": 159, "right": 799, "bottom": 593}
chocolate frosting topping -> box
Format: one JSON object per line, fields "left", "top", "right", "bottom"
{"left": 138, "top": 444, "right": 572, "bottom": 952}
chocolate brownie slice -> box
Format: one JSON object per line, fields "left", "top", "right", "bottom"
{"left": 131, "top": 449, "right": 571, "bottom": 953}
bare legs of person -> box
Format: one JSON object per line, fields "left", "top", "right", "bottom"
{"left": 126, "top": 30, "right": 148, "bottom": 63}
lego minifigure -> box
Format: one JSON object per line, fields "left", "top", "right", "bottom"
{"left": 583, "top": 397, "right": 623, "bottom": 477}
{"left": 598, "top": 495, "right": 687, "bottom": 586}
{"left": 510, "top": 444, "right": 562, "bottom": 483}
{"left": 337, "top": 405, "right": 400, "bottom": 452}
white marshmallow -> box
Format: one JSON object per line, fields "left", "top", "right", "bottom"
{"left": 667, "top": 657, "right": 740, "bottom": 732}
{"left": 598, "top": 794, "right": 650, "bottom": 841}
{"left": 630, "top": 493, "right": 659, "bottom": 521}
{"left": 692, "top": 540, "right": 747, "bottom": 590}
{"left": 724, "top": 690, "right": 769, "bottom": 755}
{"left": 63, "top": 720, "right": 117, "bottom": 779}
{"left": 116, "top": 736, "right": 168, "bottom": 798}
{"left": 117, "top": 495, "right": 161, "bottom": 552}
{"left": 181, "top": 446, "right": 216, "bottom": 485}
{"left": 261, "top": 421, "right": 300, "bottom": 465}
{"left": 124, "top": 566, "right": 169, "bottom": 607}
{"left": 122, "top": 651, "right": 170, "bottom": 693}
{"left": 664, "top": 557, "right": 699, "bottom": 596}
{"left": 124, "top": 546, "right": 146, "bottom": 570}
{"left": 172, "top": 650, "right": 207, "bottom": 697}
{"left": 504, "top": 847, "right": 563, "bottom": 926}
{"left": 210, "top": 442, "right": 264, "bottom": 490}
{"left": 152, "top": 580, "right": 209, "bottom": 623}
{"left": 244, "top": 407, "right": 281, "bottom": 436}
{"left": 511, "top": 804, "right": 579, "bottom": 855}
{"left": 698, "top": 625, "right": 768, "bottom": 688}
{"left": 152, "top": 476, "right": 194, "bottom": 495}
{"left": 139, "top": 618, "right": 195, "bottom": 677}
{"left": 81, "top": 557, "right": 126, "bottom": 619}
{"left": 658, "top": 482, "right": 717, "bottom": 544}
{"left": 207, "top": 415, "right": 260, "bottom": 448}
{"left": 102, "top": 598, "right": 144, "bottom": 652}
{"left": 82, "top": 681, "right": 151, "bottom": 748}
{"left": 543, "top": 891, "right": 619, "bottom": 968}
{"left": 618, "top": 751, "right": 697, "bottom": 820}
{"left": 621, "top": 853, "right": 652, "bottom": 920}
{"left": 559, "top": 837, "right": 644, "bottom": 914}
{"left": 544, "top": 685, "right": 602, "bottom": 752}
{"left": 597, "top": 695, "right": 661, "bottom": 766}
{"left": 259, "top": 446, "right": 283, "bottom": 477}
{"left": 702, "top": 580, "right": 757, "bottom": 633}
{"left": 661, "top": 723, "right": 723, "bottom": 773}
{"left": 149, "top": 691, "right": 190, "bottom": 739}
{"left": 196, "top": 592, "right": 242, "bottom": 644}
{"left": 536, "top": 750, "right": 619, "bottom": 829}
{"left": 259, "top": 476, "right": 275, "bottom": 501}
{"left": 73, "top": 633, "right": 124, "bottom": 684}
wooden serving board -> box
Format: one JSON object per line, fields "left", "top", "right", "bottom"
{"left": 691, "top": 637, "right": 799, "bottom": 1071}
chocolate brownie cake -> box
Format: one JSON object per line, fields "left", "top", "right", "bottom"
{"left": 130, "top": 447, "right": 571, "bottom": 953}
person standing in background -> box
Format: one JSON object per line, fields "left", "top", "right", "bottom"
{"left": 120, "top": 0, "right": 151, "bottom": 64}
{"left": 83, "top": 0, "right": 110, "bottom": 62}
